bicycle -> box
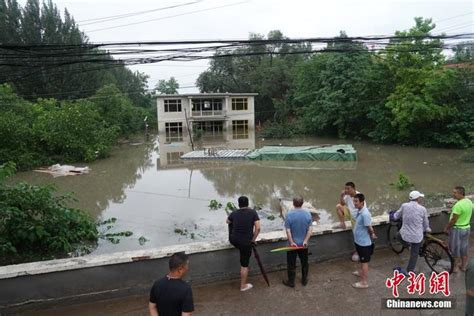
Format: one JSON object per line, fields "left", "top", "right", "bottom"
{"left": 387, "top": 216, "right": 454, "bottom": 274}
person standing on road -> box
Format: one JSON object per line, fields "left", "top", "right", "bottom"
{"left": 227, "top": 196, "right": 261, "bottom": 291}
{"left": 282, "top": 196, "right": 313, "bottom": 288}
{"left": 444, "top": 186, "right": 473, "bottom": 273}
{"left": 393, "top": 190, "right": 431, "bottom": 273}
{"left": 149, "top": 252, "right": 194, "bottom": 316}
{"left": 352, "top": 193, "right": 377, "bottom": 289}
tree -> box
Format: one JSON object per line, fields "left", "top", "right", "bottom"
{"left": 451, "top": 41, "right": 474, "bottom": 63}
{"left": 0, "top": 162, "right": 99, "bottom": 264}
{"left": 155, "top": 77, "right": 180, "bottom": 94}
{"left": 196, "top": 30, "right": 311, "bottom": 121}
{"left": 0, "top": 0, "right": 151, "bottom": 107}
{"left": 370, "top": 18, "right": 461, "bottom": 146}
{"left": 292, "top": 32, "right": 380, "bottom": 138}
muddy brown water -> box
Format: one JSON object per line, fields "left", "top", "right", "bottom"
{"left": 9, "top": 134, "right": 474, "bottom": 255}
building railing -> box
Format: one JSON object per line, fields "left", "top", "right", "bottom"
{"left": 191, "top": 110, "right": 225, "bottom": 117}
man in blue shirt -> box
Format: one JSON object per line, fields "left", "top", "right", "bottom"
{"left": 282, "top": 196, "right": 313, "bottom": 288}
{"left": 352, "top": 193, "right": 377, "bottom": 289}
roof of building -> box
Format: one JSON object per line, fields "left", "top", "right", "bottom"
{"left": 154, "top": 92, "right": 258, "bottom": 98}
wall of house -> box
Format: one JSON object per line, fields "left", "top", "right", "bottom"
{"left": 224, "top": 96, "right": 255, "bottom": 145}
{"left": 157, "top": 97, "right": 190, "bottom": 145}
{"left": 0, "top": 209, "right": 452, "bottom": 313}
{"left": 156, "top": 95, "right": 256, "bottom": 147}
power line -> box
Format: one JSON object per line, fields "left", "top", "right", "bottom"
{"left": 77, "top": 1, "right": 203, "bottom": 26}
{"left": 435, "top": 21, "right": 474, "bottom": 34}
{"left": 434, "top": 12, "right": 473, "bottom": 24}
{"left": 439, "top": 24, "right": 474, "bottom": 34}
{"left": 85, "top": 1, "right": 250, "bottom": 33}
{"left": 2, "top": 33, "right": 471, "bottom": 49}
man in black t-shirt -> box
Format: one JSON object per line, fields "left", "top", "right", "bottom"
{"left": 149, "top": 252, "right": 194, "bottom": 316}
{"left": 226, "top": 196, "right": 261, "bottom": 291}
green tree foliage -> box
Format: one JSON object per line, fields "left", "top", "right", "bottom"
{"left": 370, "top": 18, "right": 459, "bottom": 146}
{"left": 0, "top": 0, "right": 151, "bottom": 106}
{"left": 34, "top": 99, "right": 119, "bottom": 162}
{"left": 0, "top": 162, "right": 98, "bottom": 264}
{"left": 198, "top": 19, "right": 473, "bottom": 147}
{"left": 451, "top": 41, "right": 474, "bottom": 63}
{"left": 155, "top": 77, "right": 180, "bottom": 94}
{"left": 196, "top": 30, "right": 312, "bottom": 122}
{"left": 293, "top": 32, "right": 382, "bottom": 138}
{"left": 0, "top": 83, "right": 149, "bottom": 170}
{"left": 92, "top": 84, "right": 149, "bottom": 136}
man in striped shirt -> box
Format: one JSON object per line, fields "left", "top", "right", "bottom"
{"left": 393, "top": 190, "right": 431, "bottom": 273}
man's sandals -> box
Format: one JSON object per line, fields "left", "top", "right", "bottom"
{"left": 352, "top": 282, "right": 368, "bottom": 289}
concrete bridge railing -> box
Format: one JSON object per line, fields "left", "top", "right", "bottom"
{"left": 0, "top": 207, "right": 454, "bottom": 313}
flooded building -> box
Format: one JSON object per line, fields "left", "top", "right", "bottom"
{"left": 156, "top": 93, "right": 257, "bottom": 166}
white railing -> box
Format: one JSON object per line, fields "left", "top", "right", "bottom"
{"left": 191, "top": 110, "right": 224, "bottom": 117}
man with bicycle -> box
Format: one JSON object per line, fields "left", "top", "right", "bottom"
{"left": 444, "top": 186, "right": 473, "bottom": 273}
{"left": 393, "top": 190, "right": 431, "bottom": 274}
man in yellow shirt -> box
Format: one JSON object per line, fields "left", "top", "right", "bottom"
{"left": 444, "top": 186, "right": 473, "bottom": 273}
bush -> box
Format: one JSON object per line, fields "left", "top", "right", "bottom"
{"left": 0, "top": 83, "right": 150, "bottom": 170}
{"left": 34, "top": 100, "right": 119, "bottom": 162}
{"left": 260, "top": 120, "right": 301, "bottom": 139}
{"left": 92, "top": 84, "right": 148, "bottom": 136}
{"left": 0, "top": 162, "right": 99, "bottom": 264}
{"left": 391, "top": 172, "right": 413, "bottom": 190}
{"left": 0, "top": 111, "right": 48, "bottom": 169}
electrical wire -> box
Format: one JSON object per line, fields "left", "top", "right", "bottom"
{"left": 77, "top": 1, "right": 203, "bottom": 26}
{"left": 85, "top": 1, "right": 250, "bottom": 33}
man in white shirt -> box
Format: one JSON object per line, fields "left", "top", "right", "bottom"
{"left": 393, "top": 190, "right": 431, "bottom": 273}
{"left": 336, "top": 181, "right": 363, "bottom": 230}
{"left": 335, "top": 181, "right": 365, "bottom": 261}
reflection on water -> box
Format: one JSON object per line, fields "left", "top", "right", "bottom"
{"left": 9, "top": 131, "right": 474, "bottom": 255}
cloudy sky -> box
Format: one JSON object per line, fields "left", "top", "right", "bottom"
{"left": 20, "top": 0, "right": 474, "bottom": 92}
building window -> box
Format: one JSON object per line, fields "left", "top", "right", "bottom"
{"left": 232, "top": 98, "right": 248, "bottom": 111}
{"left": 191, "top": 98, "right": 223, "bottom": 116}
{"left": 193, "top": 121, "right": 224, "bottom": 140}
{"left": 232, "top": 120, "right": 248, "bottom": 139}
{"left": 164, "top": 99, "right": 182, "bottom": 112}
{"left": 165, "top": 122, "right": 183, "bottom": 142}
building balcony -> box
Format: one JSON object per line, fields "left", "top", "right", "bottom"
{"left": 190, "top": 109, "right": 226, "bottom": 120}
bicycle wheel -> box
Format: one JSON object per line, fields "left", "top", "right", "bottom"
{"left": 387, "top": 222, "right": 404, "bottom": 254}
{"left": 423, "top": 240, "right": 454, "bottom": 274}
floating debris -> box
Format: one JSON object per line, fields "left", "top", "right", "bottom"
{"left": 138, "top": 236, "right": 149, "bottom": 246}
{"left": 34, "top": 164, "right": 90, "bottom": 177}
{"left": 208, "top": 199, "right": 222, "bottom": 210}
{"left": 174, "top": 228, "right": 188, "bottom": 236}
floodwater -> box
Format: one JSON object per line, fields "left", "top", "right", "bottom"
{"left": 9, "top": 132, "right": 474, "bottom": 255}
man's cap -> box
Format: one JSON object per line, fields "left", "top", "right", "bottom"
{"left": 409, "top": 190, "right": 425, "bottom": 200}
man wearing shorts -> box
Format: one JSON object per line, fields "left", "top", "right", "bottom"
{"left": 352, "top": 193, "right": 377, "bottom": 289}
{"left": 227, "top": 196, "right": 261, "bottom": 291}
{"left": 444, "top": 186, "right": 473, "bottom": 272}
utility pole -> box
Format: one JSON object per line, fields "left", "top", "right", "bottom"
{"left": 184, "top": 108, "right": 194, "bottom": 150}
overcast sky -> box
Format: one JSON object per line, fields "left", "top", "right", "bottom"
{"left": 19, "top": 0, "right": 474, "bottom": 92}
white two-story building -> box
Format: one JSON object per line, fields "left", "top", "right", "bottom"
{"left": 156, "top": 93, "right": 257, "bottom": 166}
{"left": 156, "top": 93, "right": 257, "bottom": 143}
